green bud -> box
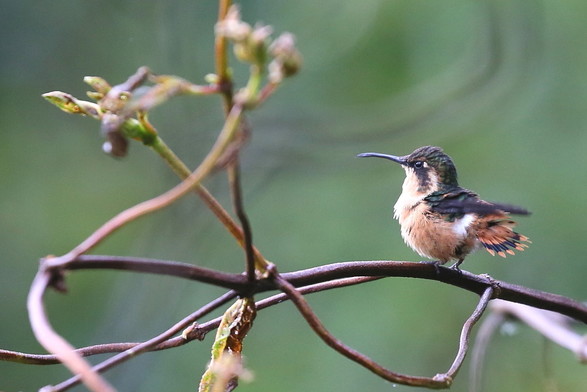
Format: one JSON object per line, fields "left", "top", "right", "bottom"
{"left": 83, "top": 76, "right": 111, "bottom": 94}
{"left": 86, "top": 91, "right": 104, "bottom": 101}
{"left": 233, "top": 42, "right": 254, "bottom": 64}
{"left": 42, "top": 91, "right": 102, "bottom": 119}
{"left": 268, "top": 33, "right": 302, "bottom": 80}
{"left": 43, "top": 91, "right": 81, "bottom": 113}
{"left": 248, "top": 24, "right": 272, "bottom": 65}
{"left": 205, "top": 73, "right": 219, "bottom": 84}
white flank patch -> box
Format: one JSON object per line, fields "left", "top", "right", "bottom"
{"left": 452, "top": 213, "right": 475, "bottom": 237}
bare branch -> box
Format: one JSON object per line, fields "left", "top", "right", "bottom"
{"left": 27, "top": 270, "right": 115, "bottom": 392}
{"left": 215, "top": 0, "right": 234, "bottom": 110}
{"left": 227, "top": 163, "right": 258, "bottom": 282}
{"left": 279, "top": 261, "right": 587, "bottom": 323}
{"left": 437, "top": 287, "right": 494, "bottom": 383}
{"left": 61, "top": 256, "right": 587, "bottom": 323}
{"left": 44, "top": 102, "right": 245, "bottom": 269}
{"left": 68, "top": 255, "right": 248, "bottom": 291}
{"left": 149, "top": 136, "right": 267, "bottom": 266}
{"left": 184, "top": 276, "right": 384, "bottom": 342}
{"left": 268, "top": 266, "right": 451, "bottom": 388}
{"left": 49, "top": 291, "right": 238, "bottom": 392}
{"left": 0, "top": 344, "right": 138, "bottom": 365}
{"left": 13, "top": 262, "right": 587, "bottom": 391}
{"left": 4, "top": 277, "right": 380, "bottom": 366}
{"left": 214, "top": 0, "right": 261, "bottom": 283}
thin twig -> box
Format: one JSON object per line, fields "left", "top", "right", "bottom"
{"left": 6, "top": 277, "right": 381, "bottom": 366}
{"left": 44, "top": 103, "right": 245, "bottom": 269}
{"left": 214, "top": 0, "right": 258, "bottom": 281}
{"left": 185, "top": 276, "right": 384, "bottom": 342}
{"left": 68, "top": 255, "right": 249, "bottom": 292}
{"left": 268, "top": 266, "right": 450, "bottom": 388}
{"left": 254, "top": 82, "right": 279, "bottom": 107}
{"left": 215, "top": 0, "right": 234, "bottom": 111}
{"left": 27, "top": 270, "right": 115, "bottom": 392}
{"left": 438, "top": 287, "right": 494, "bottom": 383}
{"left": 149, "top": 136, "right": 266, "bottom": 265}
{"left": 0, "top": 344, "right": 137, "bottom": 365}
{"left": 49, "top": 291, "right": 238, "bottom": 392}
{"left": 227, "top": 163, "right": 257, "bottom": 282}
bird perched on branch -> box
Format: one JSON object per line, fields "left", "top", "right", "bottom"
{"left": 358, "top": 146, "right": 530, "bottom": 270}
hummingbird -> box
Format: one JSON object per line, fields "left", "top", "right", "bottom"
{"left": 358, "top": 146, "right": 530, "bottom": 270}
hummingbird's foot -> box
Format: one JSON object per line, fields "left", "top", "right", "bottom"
{"left": 449, "top": 259, "right": 464, "bottom": 274}
{"left": 420, "top": 260, "right": 442, "bottom": 275}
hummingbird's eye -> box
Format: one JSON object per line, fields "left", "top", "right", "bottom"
{"left": 413, "top": 161, "right": 425, "bottom": 169}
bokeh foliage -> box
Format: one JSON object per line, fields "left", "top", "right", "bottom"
{"left": 1, "top": 0, "right": 586, "bottom": 391}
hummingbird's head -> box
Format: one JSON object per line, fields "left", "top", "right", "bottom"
{"left": 358, "top": 146, "right": 459, "bottom": 193}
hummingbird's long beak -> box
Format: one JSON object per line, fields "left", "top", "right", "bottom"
{"left": 357, "top": 152, "right": 408, "bottom": 165}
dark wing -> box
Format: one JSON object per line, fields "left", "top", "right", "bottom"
{"left": 425, "top": 188, "right": 531, "bottom": 217}
{"left": 476, "top": 202, "right": 530, "bottom": 216}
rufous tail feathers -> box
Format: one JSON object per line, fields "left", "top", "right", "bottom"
{"left": 476, "top": 216, "right": 531, "bottom": 258}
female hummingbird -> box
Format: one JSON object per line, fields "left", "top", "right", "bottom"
{"left": 358, "top": 146, "right": 530, "bottom": 269}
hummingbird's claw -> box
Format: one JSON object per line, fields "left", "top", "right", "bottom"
{"left": 449, "top": 259, "right": 464, "bottom": 275}
{"left": 419, "top": 260, "right": 442, "bottom": 275}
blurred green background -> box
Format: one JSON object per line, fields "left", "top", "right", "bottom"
{"left": 1, "top": 0, "right": 586, "bottom": 391}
